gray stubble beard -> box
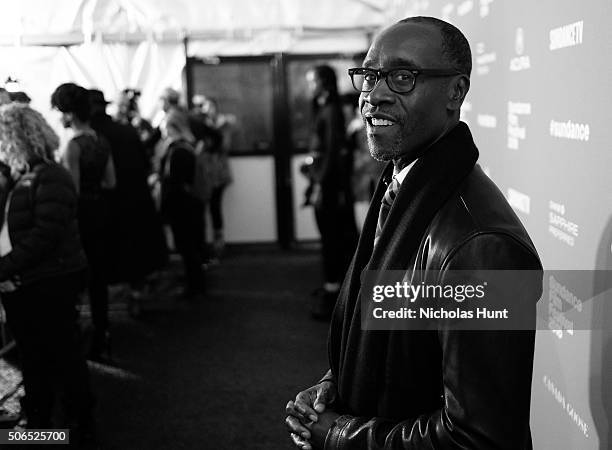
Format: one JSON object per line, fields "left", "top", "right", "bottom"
{"left": 367, "top": 132, "right": 405, "bottom": 162}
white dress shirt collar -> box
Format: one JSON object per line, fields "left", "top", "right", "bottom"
{"left": 393, "top": 159, "right": 417, "bottom": 185}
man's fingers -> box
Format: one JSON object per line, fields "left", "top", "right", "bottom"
{"left": 288, "top": 383, "right": 335, "bottom": 426}
{"left": 313, "top": 401, "right": 326, "bottom": 414}
{"left": 313, "top": 386, "right": 328, "bottom": 412}
{"left": 286, "top": 401, "right": 303, "bottom": 418}
{"left": 290, "top": 432, "right": 313, "bottom": 450}
{"left": 285, "top": 415, "right": 311, "bottom": 438}
{"left": 286, "top": 400, "right": 310, "bottom": 422}
{"left": 295, "top": 392, "right": 319, "bottom": 422}
{"left": 313, "top": 383, "right": 335, "bottom": 413}
{"left": 286, "top": 400, "right": 297, "bottom": 415}
{"left": 295, "top": 400, "right": 318, "bottom": 422}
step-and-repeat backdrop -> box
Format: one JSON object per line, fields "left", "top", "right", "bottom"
{"left": 394, "top": 1, "right": 612, "bottom": 448}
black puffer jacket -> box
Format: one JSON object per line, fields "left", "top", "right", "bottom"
{"left": 0, "top": 160, "right": 87, "bottom": 285}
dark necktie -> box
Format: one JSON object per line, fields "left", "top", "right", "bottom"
{"left": 374, "top": 177, "right": 400, "bottom": 247}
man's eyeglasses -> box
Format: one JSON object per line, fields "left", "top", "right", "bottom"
{"left": 348, "top": 67, "right": 464, "bottom": 94}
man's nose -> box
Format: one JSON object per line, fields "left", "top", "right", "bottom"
{"left": 363, "top": 78, "right": 396, "bottom": 106}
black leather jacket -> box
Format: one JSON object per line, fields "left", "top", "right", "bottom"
{"left": 325, "top": 124, "right": 542, "bottom": 449}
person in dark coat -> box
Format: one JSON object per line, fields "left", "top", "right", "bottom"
{"left": 0, "top": 103, "right": 94, "bottom": 439}
{"left": 88, "top": 89, "right": 168, "bottom": 313}
{"left": 286, "top": 17, "right": 542, "bottom": 450}
{"left": 115, "top": 88, "right": 157, "bottom": 172}
{"left": 51, "top": 82, "right": 116, "bottom": 361}
{"left": 305, "top": 65, "right": 359, "bottom": 320}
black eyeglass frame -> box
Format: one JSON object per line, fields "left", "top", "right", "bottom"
{"left": 348, "top": 67, "right": 465, "bottom": 94}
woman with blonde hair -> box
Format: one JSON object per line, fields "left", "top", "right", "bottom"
{"left": 0, "top": 103, "right": 94, "bottom": 440}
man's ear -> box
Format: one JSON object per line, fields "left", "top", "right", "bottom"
{"left": 446, "top": 75, "right": 470, "bottom": 111}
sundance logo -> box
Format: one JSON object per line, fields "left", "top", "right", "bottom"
{"left": 550, "top": 119, "right": 590, "bottom": 141}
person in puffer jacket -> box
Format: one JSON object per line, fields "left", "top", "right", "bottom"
{"left": 0, "top": 103, "right": 95, "bottom": 442}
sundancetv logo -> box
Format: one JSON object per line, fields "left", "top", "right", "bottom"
{"left": 550, "top": 21, "right": 584, "bottom": 51}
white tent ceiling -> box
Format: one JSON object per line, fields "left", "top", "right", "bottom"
{"left": 0, "top": 0, "right": 416, "bottom": 50}
{"left": 0, "top": 0, "right": 418, "bottom": 135}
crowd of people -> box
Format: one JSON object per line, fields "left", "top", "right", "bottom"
{"left": 0, "top": 15, "right": 548, "bottom": 450}
{"left": 0, "top": 83, "right": 233, "bottom": 445}
{"left": 0, "top": 66, "right": 382, "bottom": 444}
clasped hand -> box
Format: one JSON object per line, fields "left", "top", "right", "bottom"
{"left": 285, "top": 381, "right": 340, "bottom": 450}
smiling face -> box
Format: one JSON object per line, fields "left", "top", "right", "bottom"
{"left": 360, "top": 22, "right": 459, "bottom": 164}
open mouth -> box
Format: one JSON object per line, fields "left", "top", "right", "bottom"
{"left": 365, "top": 116, "right": 396, "bottom": 127}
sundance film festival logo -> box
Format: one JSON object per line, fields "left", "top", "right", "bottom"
{"left": 550, "top": 20, "right": 584, "bottom": 51}
{"left": 507, "top": 101, "right": 531, "bottom": 149}
{"left": 548, "top": 275, "right": 582, "bottom": 339}
{"left": 509, "top": 28, "right": 530, "bottom": 72}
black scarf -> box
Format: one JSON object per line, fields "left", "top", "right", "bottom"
{"left": 359, "top": 121, "right": 479, "bottom": 271}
